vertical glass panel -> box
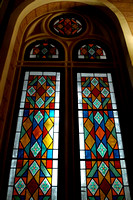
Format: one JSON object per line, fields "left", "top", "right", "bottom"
{"left": 7, "top": 71, "right": 61, "bottom": 200}
{"left": 77, "top": 73, "right": 131, "bottom": 200}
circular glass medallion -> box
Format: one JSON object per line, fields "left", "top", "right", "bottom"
{"left": 50, "top": 14, "right": 86, "bottom": 37}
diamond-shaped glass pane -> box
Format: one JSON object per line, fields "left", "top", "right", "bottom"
{"left": 97, "top": 143, "right": 107, "bottom": 157}
{"left": 28, "top": 86, "right": 36, "bottom": 96}
{"left": 34, "top": 111, "right": 43, "bottom": 124}
{"left": 94, "top": 112, "right": 103, "bottom": 124}
{"left": 29, "top": 161, "right": 40, "bottom": 176}
{"left": 91, "top": 78, "right": 98, "bottom": 86}
{"left": 93, "top": 99, "right": 101, "bottom": 109}
{"left": 88, "top": 179, "right": 98, "bottom": 195}
{"left": 36, "top": 97, "right": 44, "bottom": 108}
{"left": 112, "top": 178, "right": 123, "bottom": 194}
{"left": 38, "top": 77, "right": 46, "bottom": 85}
{"left": 98, "top": 162, "right": 109, "bottom": 176}
{"left": 83, "top": 88, "right": 91, "bottom": 97}
{"left": 101, "top": 88, "right": 109, "bottom": 97}
{"left": 42, "top": 48, "right": 48, "bottom": 55}
{"left": 40, "top": 178, "right": 51, "bottom": 195}
{"left": 15, "top": 178, "right": 26, "bottom": 194}
{"left": 88, "top": 48, "right": 95, "bottom": 55}
{"left": 31, "top": 142, "right": 41, "bottom": 157}
{"left": 46, "top": 87, "right": 55, "bottom": 96}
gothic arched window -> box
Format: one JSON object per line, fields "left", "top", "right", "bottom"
{"left": 5, "top": 9, "right": 131, "bottom": 200}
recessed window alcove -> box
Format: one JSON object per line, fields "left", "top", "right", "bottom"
{"left": 0, "top": 2, "right": 133, "bottom": 200}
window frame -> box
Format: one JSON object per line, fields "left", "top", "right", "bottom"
{"left": 2, "top": 8, "right": 133, "bottom": 200}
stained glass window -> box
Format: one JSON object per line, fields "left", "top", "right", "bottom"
{"left": 50, "top": 14, "right": 86, "bottom": 37}
{"left": 7, "top": 71, "right": 61, "bottom": 200}
{"left": 73, "top": 40, "right": 112, "bottom": 61}
{"left": 78, "top": 44, "right": 107, "bottom": 60}
{"left": 77, "top": 73, "right": 131, "bottom": 200}
{"left": 24, "top": 39, "right": 65, "bottom": 61}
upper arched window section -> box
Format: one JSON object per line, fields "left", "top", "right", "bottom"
{"left": 24, "top": 39, "right": 65, "bottom": 61}
{"left": 49, "top": 13, "right": 86, "bottom": 38}
{"left": 73, "top": 40, "right": 112, "bottom": 61}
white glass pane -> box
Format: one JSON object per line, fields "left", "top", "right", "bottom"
{"left": 20, "top": 91, "right": 26, "bottom": 102}
{"left": 78, "top": 92, "right": 82, "bottom": 103}
{"left": 8, "top": 169, "right": 16, "bottom": 185}
{"left": 54, "top": 118, "right": 59, "bottom": 133}
{"left": 117, "top": 134, "right": 123, "bottom": 149}
{"left": 81, "top": 73, "right": 93, "bottom": 77}
{"left": 52, "top": 169, "right": 58, "bottom": 186}
{"left": 120, "top": 160, "right": 126, "bottom": 168}
{"left": 52, "top": 55, "right": 58, "bottom": 58}
{"left": 78, "top": 118, "right": 84, "bottom": 133}
{"left": 53, "top": 160, "right": 58, "bottom": 168}
{"left": 78, "top": 55, "right": 84, "bottom": 59}
{"left": 113, "top": 110, "right": 118, "bottom": 117}
{"left": 56, "top": 72, "right": 60, "bottom": 80}
{"left": 80, "top": 170, "right": 86, "bottom": 187}
{"left": 30, "top": 54, "right": 36, "bottom": 58}
{"left": 43, "top": 72, "right": 56, "bottom": 76}
{"left": 78, "top": 111, "right": 83, "bottom": 118}
{"left": 18, "top": 109, "right": 24, "bottom": 117}
{"left": 100, "top": 56, "right": 106, "bottom": 59}
{"left": 20, "top": 102, "right": 25, "bottom": 108}
{"left": 77, "top": 73, "right": 81, "bottom": 81}
{"left": 114, "top": 118, "right": 121, "bottom": 132}
{"left": 30, "top": 71, "right": 42, "bottom": 75}
{"left": 55, "top": 102, "right": 59, "bottom": 109}
{"left": 12, "top": 149, "right": 18, "bottom": 158}
{"left": 23, "top": 81, "right": 28, "bottom": 90}
{"left": 24, "top": 72, "right": 29, "bottom": 80}
{"left": 80, "top": 161, "right": 86, "bottom": 169}
{"left": 77, "top": 82, "right": 82, "bottom": 92}
{"left": 122, "top": 169, "right": 129, "bottom": 185}
{"left": 109, "top": 82, "right": 114, "bottom": 92}
{"left": 13, "top": 132, "right": 20, "bottom": 148}
{"left": 78, "top": 103, "right": 83, "bottom": 109}
{"left": 53, "top": 133, "right": 59, "bottom": 149}
{"left": 80, "top": 151, "right": 85, "bottom": 159}
{"left": 55, "top": 92, "right": 60, "bottom": 103}
{"left": 107, "top": 73, "right": 112, "bottom": 82}
{"left": 112, "top": 103, "right": 117, "bottom": 109}
{"left": 11, "top": 159, "right": 17, "bottom": 168}
{"left": 16, "top": 117, "right": 23, "bottom": 132}
{"left": 110, "top": 92, "right": 116, "bottom": 104}
{"left": 51, "top": 187, "right": 57, "bottom": 200}
{"left": 81, "top": 191, "right": 87, "bottom": 200}
{"left": 94, "top": 73, "right": 106, "bottom": 77}
{"left": 124, "top": 187, "right": 131, "bottom": 200}
{"left": 119, "top": 149, "right": 125, "bottom": 158}
{"left": 56, "top": 81, "right": 60, "bottom": 91}
{"left": 79, "top": 134, "right": 85, "bottom": 150}
{"left": 6, "top": 187, "right": 13, "bottom": 200}
{"left": 53, "top": 150, "right": 58, "bottom": 159}
{"left": 55, "top": 110, "right": 59, "bottom": 118}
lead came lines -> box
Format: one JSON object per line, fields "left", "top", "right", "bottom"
{"left": 7, "top": 71, "right": 60, "bottom": 200}
{"left": 78, "top": 72, "right": 131, "bottom": 200}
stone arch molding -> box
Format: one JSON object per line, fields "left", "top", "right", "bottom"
{"left": 0, "top": 0, "right": 133, "bottom": 105}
